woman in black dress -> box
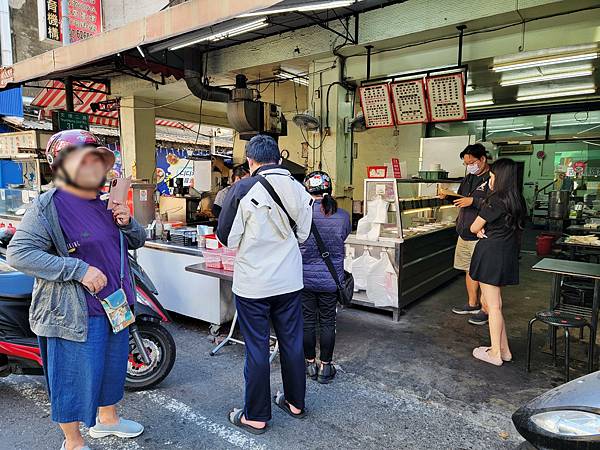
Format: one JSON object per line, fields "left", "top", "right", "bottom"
{"left": 469, "top": 158, "right": 526, "bottom": 366}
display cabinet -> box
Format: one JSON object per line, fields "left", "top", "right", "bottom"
{"left": 345, "top": 178, "right": 462, "bottom": 320}
{"left": 0, "top": 157, "right": 49, "bottom": 227}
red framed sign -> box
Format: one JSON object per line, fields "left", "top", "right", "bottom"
{"left": 390, "top": 78, "right": 429, "bottom": 125}
{"left": 68, "top": 0, "right": 103, "bottom": 42}
{"left": 425, "top": 73, "right": 467, "bottom": 123}
{"left": 359, "top": 84, "right": 394, "bottom": 128}
{"left": 367, "top": 166, "right": 388, "bottom": 178}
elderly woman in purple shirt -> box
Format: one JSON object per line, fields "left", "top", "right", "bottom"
{"left": 7, "top": 130, "right": 146, "bottom": 450}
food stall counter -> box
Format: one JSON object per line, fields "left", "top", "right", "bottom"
{"left": 345, "top": 179, "right": 460, "bottom": 320}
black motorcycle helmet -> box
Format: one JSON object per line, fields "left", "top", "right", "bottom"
{"left": 303, "top": 171, "right": 332, "bottom": 196}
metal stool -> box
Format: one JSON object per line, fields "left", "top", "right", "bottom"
{"left": 527, "top": 310, "right": 591, "bottom": 381}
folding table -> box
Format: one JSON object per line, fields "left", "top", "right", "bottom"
{"left": 185, "top": 262, "right": 279, "bottom": 363}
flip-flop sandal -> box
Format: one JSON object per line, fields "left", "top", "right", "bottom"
{"left": 228, "top": 408, "right": 268, "bottom": 435}
{"left": 273, "top": 391, "right": 306, "bottom": 419}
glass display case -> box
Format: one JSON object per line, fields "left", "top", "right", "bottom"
{"left": 0, "top": 157, "right": 48, "bottom": 227}
{"left": 346, "top": 178, "right": 462, "bottom": 320}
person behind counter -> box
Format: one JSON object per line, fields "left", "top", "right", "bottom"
{"left": 469, "top": 158, "right": 526, "bottom": 366}
{"left": 217, "top": 135, "right": 313, "bottom": 434}
{"left": 450, "top": 143, "right": 491, "bottom": 326}
{"left": 212, "top": 165, "right": 250, "bottom": 218}
{"left": 7, "top": 130, "right": 146, "bottom": 450}
{"left": 300, "top": 171, "right": 351, "bottom": 384}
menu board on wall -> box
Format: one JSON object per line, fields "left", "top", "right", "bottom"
{"left": 359, "top": 84, "right": 394, "bottom": 128}
{"left": 425, "top": 73, "right": 467, "bottom": 122}
{"left": 0, "top": 131, "right": 38, "bottom": 157}
{"left": 390, "top": 79, "right": 429, "bottom": 125}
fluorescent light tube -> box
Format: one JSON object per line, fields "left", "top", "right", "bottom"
{"left": 493, "top": 52, "right": 598, "bottom": 72}
{"left": 169, "top": 18, "right": 268, "bottom": 50}
{"left": 487, "top": 126, "right": 534, "bottom": 132}
{"left": 276, "top": 71, "right": 309, "bottom": 86}
{"left": 465, "top": 99, "right": 494, "bottom": 107}
{"left": 501, "top": 69, "right": 594, "bottom": 86}
{"left": 239, "top": 1, "right": 356, "bottom": 17}
{"left": 517, "top": 87, "right": 596, "bottom": 101}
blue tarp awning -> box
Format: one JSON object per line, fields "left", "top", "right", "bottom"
{"left": 0, "top": 87, "right": 23, "bottom": 117}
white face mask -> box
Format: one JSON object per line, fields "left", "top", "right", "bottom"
{"left": 466, "top": 163, "right": 480, "bottom": 175}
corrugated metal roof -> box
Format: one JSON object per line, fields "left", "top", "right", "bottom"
{"left": 0, "top": 87, "right": 23, "bottom": 117}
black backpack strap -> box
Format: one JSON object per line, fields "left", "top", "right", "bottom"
{"left": 310, "top": 222, "right": 342, "bottom": 290}
{"left": 256, "top": 175, "right": 298, "bottom": 237}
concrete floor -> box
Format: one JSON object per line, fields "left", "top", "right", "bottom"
{"left": 0, "top": 250, "right": 580, "bottom": 450}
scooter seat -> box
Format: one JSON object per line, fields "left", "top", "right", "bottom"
{"left": 0, "top": 271, "right": 33, "bottom": 300}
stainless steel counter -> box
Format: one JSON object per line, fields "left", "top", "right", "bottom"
{"left": 144, "top": 239, "right": 204, "bottom": 257}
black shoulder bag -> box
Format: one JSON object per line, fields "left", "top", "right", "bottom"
{"left": 257, "top": 175, "right": 354, "bottom": 306}
{"left": 309, "top": 222, "right": 355, "bottom": 307}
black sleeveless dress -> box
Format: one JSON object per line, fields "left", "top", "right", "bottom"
{"left": 469, "top": 195, "right": 520, "bottom": 286}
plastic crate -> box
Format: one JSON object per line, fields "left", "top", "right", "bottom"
{"left": 221, "top": 254, "right": 235, "bottom": 271}
{"left": 203, "top": 248, "right": 223, "bottom": 269}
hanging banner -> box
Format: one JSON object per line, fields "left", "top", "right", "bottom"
{"left": 155, "top": 147, "right": 194, "bottom": 195}
{"left": 68, "top": 0, "right": 102, "bottom": 42}
{"left": 106, "top": 142, "right": 123, "bottom": 179}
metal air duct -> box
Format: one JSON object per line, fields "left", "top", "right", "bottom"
{"left": 183, "top": 48, "right": 230, "bottom": 103}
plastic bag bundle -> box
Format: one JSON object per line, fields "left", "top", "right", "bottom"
{"left": 344, "top": 250, "right": 354, "bottom": 273}
{"left": 355, "top": 196, "right": 389, "bottom": 241}
{"left": 366, "top": 252, "right": 398, "bottom": 308}
{"left": 351, "top": 250, "right": 377, "bottom": 291}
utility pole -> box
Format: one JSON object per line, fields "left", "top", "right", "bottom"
{"left": 60, "top": 0, "right": 70, "bottom": 45}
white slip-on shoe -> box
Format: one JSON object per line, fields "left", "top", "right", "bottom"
{"left": 89, "top": 418, "right": 144, "bottom": 439}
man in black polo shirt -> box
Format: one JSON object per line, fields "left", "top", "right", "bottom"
{"left": 451, "top": 143, "right": 491, "bottom": 325}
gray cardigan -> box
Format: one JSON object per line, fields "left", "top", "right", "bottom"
{"left": 6, "top": 188, "right": 146, "bottom": 342}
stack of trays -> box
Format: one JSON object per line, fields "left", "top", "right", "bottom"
{"left": 170, "top": 228, "right": 197, "bottom": 246}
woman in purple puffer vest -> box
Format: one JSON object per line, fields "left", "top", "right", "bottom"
{"left": 300, "top": 171, "right": 351, "bottom": 384}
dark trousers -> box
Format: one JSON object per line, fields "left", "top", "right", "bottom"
{"left": 301, "top": 290, "right": 337, "bottom": 362}
{"left": 235, "top": 290, "right": 306, "bottom": 422}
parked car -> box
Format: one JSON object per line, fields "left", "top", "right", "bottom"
{"left": 513, "top": 371, "right": 600, "bottom": 449}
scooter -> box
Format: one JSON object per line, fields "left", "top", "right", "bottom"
{"left": 0, "top": 233, "right": 176, "bottom": 391}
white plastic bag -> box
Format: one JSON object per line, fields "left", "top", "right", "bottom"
{"left": 356, "top": 215, "right": 375, "bottom": 240}
{"left": 370, "top": 196, "right": 390, "bottom": 224}
{"left": 344, "top": 249, "right": 354, "bottom": 273}
{"left": 366, "top": 252, "right": 398, "bottom": 307}
{"left": 351, "top": 250, "right": 377, "bottom": 291}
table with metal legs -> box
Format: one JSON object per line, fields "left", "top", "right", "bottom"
{"left": 532, "top": 258, "right": 600, "bottom": 373}
{"left": 185, "top": 263, "right": 279, "bottom": 363}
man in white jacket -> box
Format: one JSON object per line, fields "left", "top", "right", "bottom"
{"left": 217, "top": 135, "right": 313, "bottom": 434}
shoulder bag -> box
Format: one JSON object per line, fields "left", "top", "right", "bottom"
{"left": 310, "top": 222, "right": 354, "bottom": 306}
{"left": 89, "top": 231, "right": 135, "bottom": 333}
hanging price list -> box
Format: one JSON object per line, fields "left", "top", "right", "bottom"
{"left": 359, "top": 84, "right": 394, "bottom": 128}
{"left": 390, "top": 79, "right": 429, "bottom": 124}
{"left": 426, "top": 74, "right": 467, "bottom": 122}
